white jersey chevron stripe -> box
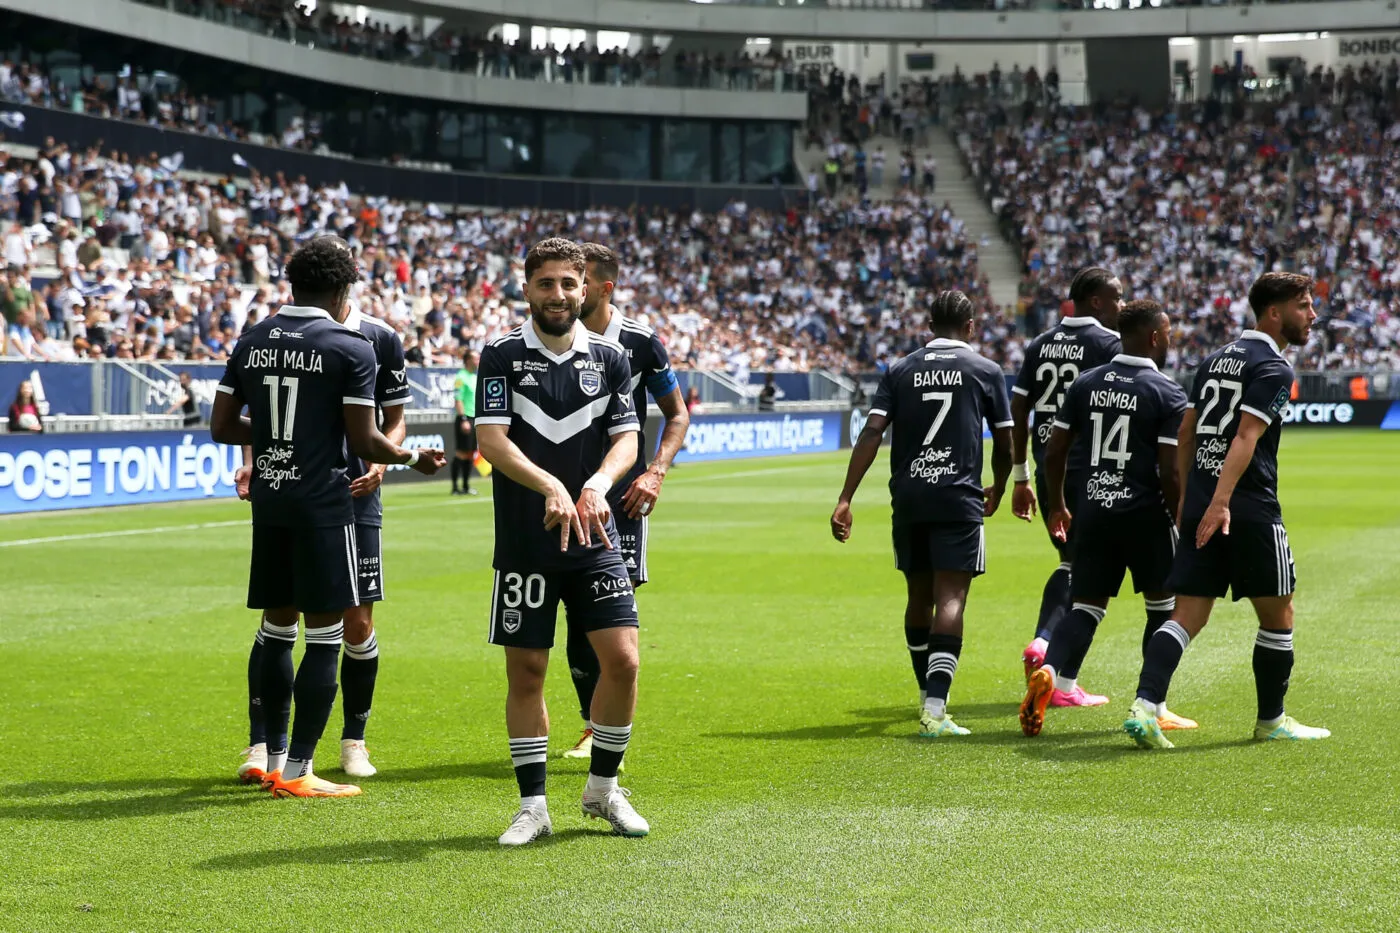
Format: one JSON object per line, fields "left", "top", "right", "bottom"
{"left": 510, "top": 393, "right": 616, "bottom": 445}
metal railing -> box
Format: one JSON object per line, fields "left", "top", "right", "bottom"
{"left": 128, "top": 0, "right": 803, "bottom": 94}
{"left": 4, "top": 362, "right": 1396, "bottom": 433}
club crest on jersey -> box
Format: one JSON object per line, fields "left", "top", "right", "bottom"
{"left": 502, "top": 609, "right": 522, "bottom": 634}
{"left": 483, "top": 376, "right": 508, "bottom": 411}
{"left": 579, "top": 371, "right": 602, "bottom": 396}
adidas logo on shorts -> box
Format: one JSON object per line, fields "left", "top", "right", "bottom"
{"left": 519, "top": 373, "right": 539, "bottom": 387}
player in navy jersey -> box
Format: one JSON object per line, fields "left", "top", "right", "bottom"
{"left": 1125, "top": 272, "right": 1331, "bottom": 749}
{"left": 1019, "top": 300, "right": 1194, "bottom": 735}
{"left": 559, "top": 243, "right": 690, "bottom": 762}
{"left": 233, "top": 302, "right": 412, "bottom": 783}
{"left": 212, "top": 236, "right": 443, "bottom": 798}
{"left": 831, "top": 291, "right": 1013, "bottom": 738}
{"left": 474, "top": 238, "right": 650, "bottom": 846}
{"left": 1010, "top": 267, "right": 1123, "bottom": 689}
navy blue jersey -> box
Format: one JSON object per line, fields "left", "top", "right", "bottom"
{"left": 217, "top": 305, "right": 376, "bottom": 528}
{"left": 1182, "top": 330, "right": 1294, "bottom": 524}
{"left": 599, "top": 309, "right": 679, "bottom": 501}
{"left": 1013, "top": 316, "right": 1122, "bottom": 470}
{"left": 342, "top": 307, "right": 413, "bottom": 528}
{"left": 476, "top": 323, "right": 640, "bottom": 570}
{"left": 870, "top": 338, "right": 1014, "bottom": 525}
{"left": 1053, "top": 354, "right": 1188, "bottom": 517}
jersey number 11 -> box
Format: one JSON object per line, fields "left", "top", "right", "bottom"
{"left": 263, "top": 375, "right": 301, "bottom": 442}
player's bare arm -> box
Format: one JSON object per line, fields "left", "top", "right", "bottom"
{"left": 1175, "top": 408, "right": 1197, "bottom": 526}
{"left": 351, "top": 403, "right": 407, "bottom": 498}
{"left": 1157, "top": 437, "right": 1182, "bottom": 526}
{"left": 344, "top": 404, "right": 444, "bottom": 476}
{"left": 210, "top": 393, "right": 253, "bottom": 446}
{"left": 1196, "top": 411, "right": 1268, "bottom": 547}
{"left": 236, "top": 444, "right": 253, "bottom": 500}
{"left": 580, "top": 430, "right": 639, "bottom": 548}
{"left": 477, "top": 422, "right": 585, "bottom": 552}
{"left": 1043, "top": 424, "right": 1073, "bottom": 541}
{"left": 1010, "top": 393, "right": 1036, "bottom": 519}
{"left": 986, "top": 425, "right": 1013, "bottom": 518}
{"left": 831, "top": 413, "right": 888, "bottom": 542}
{"left": 621, "top": 387, "right": 689, "bottom": 520}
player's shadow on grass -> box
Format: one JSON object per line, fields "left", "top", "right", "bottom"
{"left": 933, "top": 731, "right": 1261, "bottom": 761}
{"left": 707, "top": 703, "right": 1019, "bottom": 742}
{"left": 196, "top": 828, "right": 598, "bottom": 870}
{"left": 0, "top": 776, "right": 266, "bottom": 821}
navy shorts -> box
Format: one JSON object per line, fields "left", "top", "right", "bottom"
{"left": 1071, "top": 508, "right": 1177, "bottom": 600}
{"left": 893, "top": 521, "right": 986, "bottom": 576}
{"left": 1035, "top": 466, "right": 1082, "bottom": 560}
{"left": 1167, "top": 515, "right": 1296, "bottom": 602}
{"left": 248, "top": 523, "right": 360, "bottom": 614}
{"left": 354, "top": 523, "right": 384, "bottom": 604}
{"left": 613, "top": 511, "right": 649, "bottom": 586}
{"left": 487, "top": 549, "right": 640, "bottom": 650}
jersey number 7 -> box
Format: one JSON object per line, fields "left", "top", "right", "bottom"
{"left": 922, "top": 391, "right": 952, "bottom": 445}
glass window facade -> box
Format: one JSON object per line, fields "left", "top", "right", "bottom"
{"left": 2, "top": 11, "right": 796, "bottom": 186}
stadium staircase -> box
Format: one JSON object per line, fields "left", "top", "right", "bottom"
{"left": 793, "top": 130, "right": 1021, "bottom": 313}
{"left": 920, "top": 131, "right": 1021, "bottom": 313}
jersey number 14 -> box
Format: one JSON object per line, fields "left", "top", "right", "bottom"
{"left": 1088, "top": 411, "right": 1131, "bottom": 469}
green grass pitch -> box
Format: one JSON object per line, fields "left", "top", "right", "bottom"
{"left": 1, "top": 431, "right": 1397, "bottom": 932}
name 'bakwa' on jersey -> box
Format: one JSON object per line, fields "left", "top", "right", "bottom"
{"left": 871, "top": 338, "right": 1013, "bottom": 525}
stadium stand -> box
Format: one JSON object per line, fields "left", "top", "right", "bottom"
{"left": 955, "top": 64, "right": 1400, "bottom": 369}
{"left": 0, "top": 136, "right": 997, "bottom": 372}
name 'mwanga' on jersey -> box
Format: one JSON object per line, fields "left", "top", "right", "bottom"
{"left": 1054, "top": 354, "right": 1188, "bottom": 517}
{"left": 1181, "top": 330, "right": 1294, "bottom": 524}
{"left": 869, "top": 338, "right": 1013, "bottom": 525}
{"left": 475, "top": 324, "right": 639, "bottom": 570}
{"left": 217, "top": 305, "right": 377, "bottom": 527}
{"left": 599, "top": 311, "right": 678, "bottom": 504}
{"left": 1012, "top": 317, "right": 1121, "bottom": 469}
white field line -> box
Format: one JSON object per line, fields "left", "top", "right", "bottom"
{"left": 0, "top": 458, "right": 838, "bottom": 548}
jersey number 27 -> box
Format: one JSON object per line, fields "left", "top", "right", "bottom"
{"left": 1196, "top": 378, "right": 1243, "bottom": 436}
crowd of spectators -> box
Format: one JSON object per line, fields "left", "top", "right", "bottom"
{"left": 137, "top": 0, "right": 814, "bottom": 94}
{"left": 956, "top": 60, "right": 1400, "bottom": 369}
{"left": 6, "top": 42, "right": 1399, "bottom": 376}
{"left": 0, "top": 135, "right": 1003, "bottom": 374}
